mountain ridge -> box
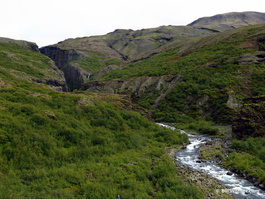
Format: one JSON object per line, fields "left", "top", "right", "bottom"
{"left": 40, "top": 26, "right": 214, "bottom": 90}
{"left": 188, "top": 11, "right": 265, "bottom": 31}
{"left": 40, "top": 12, "right": 265, "bottom": 91}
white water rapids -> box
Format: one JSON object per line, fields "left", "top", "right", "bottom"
{"left": 158, "top": 123, "right": 265, "bottom": 199}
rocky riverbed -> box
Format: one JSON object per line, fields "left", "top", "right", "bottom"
{"left": 161, "top": 123, "right": 265, "bottom": 198}
{"left": 168, "top": 147, "right": 233, "bottom": 199}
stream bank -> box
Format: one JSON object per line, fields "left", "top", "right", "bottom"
{"left": 198, "top": 139, "right": 265, "bottom": 191}
{"left": 160, "top": 124, "right": 265, "bottom": 199}
{"left": 168, "top": 148, "right": 233, "bottom": 199}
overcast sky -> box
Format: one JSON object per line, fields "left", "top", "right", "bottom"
{"left": 1, "top": 0, "right": 264, "bottom": 47}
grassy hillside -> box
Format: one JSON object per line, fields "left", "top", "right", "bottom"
{"left": 52, "top": 26, "right": 214, "bottom": 61}
{"left": 91, "top": 24, "right": 265, "bottom": 185}
{"left": 2, "top": 18, "right": 265, "bottom": 197}
{"left": 40, "top": 26, "right": 215, "bottom": 91}
{"left": 40, "top": 12, "right": 265, "bottom": 93}
{"left": 0, "top": 39, "right": 204, "bottom": 198}
{"left": 102, "top": 24, "right": 265, "bottom": 125}
{"left": 0, "top": 38, "right": 67, "bottom": 91}
{"left": 41, "top": 24, "right": 265, "bottom": 187}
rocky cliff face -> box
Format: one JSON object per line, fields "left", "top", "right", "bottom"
{"left": 40, "top": 46, "right": 90, "bottom": 90}
{"left": 82, "top": 75, "right": 183, "bottom": 107}
{"left": 33, "top": 60, "right": 69, "bottom": 92}
{"left": 40, "top": 46, "right": 83, "bottom": 69}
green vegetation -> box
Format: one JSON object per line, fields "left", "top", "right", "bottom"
{"left": 0, "top": 49, "right": 203, "bottom": 198}
{"left": 2, "top": 23, "right": 265, "bottom": 198}
{"left": 103, "top": 25, "right": 265, "bottom": 124}
{"left": 94, "top": 25, "right": 265, "bottom": 188}
{"left": 199, "top": 141, "right": 227, "bottom": 161}
{"left": 231, "top": 137, "right": 265, "bottom": 161}
{"left": 0, "top": 42, "right": 51, "bottom": 78}
{"left": 252, "top": 71, "right": 265, "bottom": 95}
{"left": 222, "top": 137, "right": 265, "bottom": 186}
{"left": 178, "top": 120, "right": 220, "bottom": 136}
{"left": 69, "top": 52, "right": 121, "bottom": 74}
{"left": 103, "top": 42, "right": 250, "bottom": 80}
{"left": 0, "top": 81, "right": 205, "bottom": 198}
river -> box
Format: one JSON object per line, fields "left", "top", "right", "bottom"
{"left": 158, "top": 123, "right": 265, "bottom": 199}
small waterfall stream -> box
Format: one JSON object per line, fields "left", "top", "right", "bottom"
{"left": 158, "top": 123, "right": 265, "bottom": 199}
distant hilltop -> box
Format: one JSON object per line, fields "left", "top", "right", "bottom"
{"left": 188, "top": 11, "right": 265, "bottom": 31}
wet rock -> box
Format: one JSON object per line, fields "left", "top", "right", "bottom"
{"left": 259, "top": 184, "right": 265, "bottom": 189}
{"left": 245, "top": 191, "right": 251, "bottom": 194}
{"left": 206, "top": 141, "right": 213, "bottom": 145}
{"left": 226, "top": 171, "right": 233, "bottom": 176}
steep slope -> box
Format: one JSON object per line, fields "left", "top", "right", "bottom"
{"left": 188, "top": 11, "right": 265, "bottom": 31}
{"left": 0, "top": 38, "right": 68, "bottom": 91}
{"left": 40, "top": 26, "right": 215, "bottom": 90}
{"left": 40, "top": 12, "right": 265, "bottom": 92}
{"left": 82, "top": 24, "right": 265, "bottom": 129}
{"left": 1, "top": 12, "right": 265, "bottom": 197}
{"left": 39, "top": 12, "right": 265, "bottom": 130}
{"left": 232, "top": 96, "right": 265, "bottom": 139}
{"left": 0, "top": 37, "right": 207, "bottom": 198}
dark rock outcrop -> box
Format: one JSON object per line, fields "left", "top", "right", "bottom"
{"left": 63, "top": 64, "right": 87, "bottom": 91}
{"left": 40, "top": 46, "right": 83, "bottom": 69}
{"left": 40, "top": 46, "right": 89, "bottom": 91}
{"left": 236, "top": 51, "right": 265, "bottom": 65}
{"left": 81, "top": 75, "right": 183, "bottom": 107}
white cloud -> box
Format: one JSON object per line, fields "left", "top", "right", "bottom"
{"left": 0, "top": 0, "right": 264, "bottom": 47}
